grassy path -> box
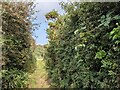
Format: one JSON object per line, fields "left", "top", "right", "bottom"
{"left": 29, "top": 59, "right": 50, "bottom": 88}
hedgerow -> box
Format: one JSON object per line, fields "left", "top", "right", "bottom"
{"left": 45, "top": 2, "right": 120, "bottom": 88}
{"left": 1, "top": 2, "right": 37, "bottom": 89}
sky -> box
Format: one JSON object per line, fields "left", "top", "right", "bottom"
{"left": 32, "top": 0, "right": 65, "bottom": 45}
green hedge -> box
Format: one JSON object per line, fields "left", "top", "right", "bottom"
{"left": 2, "top": 68, "right": 29, "bottom": 89}
{"left": 45, "top": 2, "right": 120, "bottom": 88}
{"left": 1, "top": 2, "right": 37, "bottom": 88}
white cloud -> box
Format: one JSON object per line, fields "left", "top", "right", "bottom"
{"left": 35, "top": 2, "right": 64, "bottom": 18}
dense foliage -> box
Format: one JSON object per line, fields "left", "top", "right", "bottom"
{"left": 33, "top": 45, "right": 46, "bottom": 60}
{"left": 45, "top": 2, "right": 120, "bottom": 88}
{"left": 2, "top": 69, "right": 29, "bottom": 88}
{"left": 1, "top": 2, "right": 37, "bottom": 89}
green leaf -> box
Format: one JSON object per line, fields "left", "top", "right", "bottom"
{"left": 112, "top": 34, "right": 119, "bottom": 40}
{"left": 113, "top": 15, "right": 120, "bottom": 20}
{"left": 95, "top": 50, "right": 106, "bottom": 59}
{"left": 78, "top": 44, "right": 85, "bottom": 47}
{"left": 108, "top": 70, "right": 116, "bottom": 76}
{"left": 110, "top": 30, "right": 115, "bottom": 35}
{"left": 101, "top": 15, "right": 105, "bottom": 19}
{"left": 74, "top": 29, "right": 79, "bottom": 34}
{"left": 79, "top": 32, "right": 85, "bottom": 37}
{"left": 81, "top": 26, "right": 86, "bottom": 30}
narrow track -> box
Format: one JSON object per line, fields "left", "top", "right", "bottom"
{"left": 29, "top": 59, "right": 50, "bottom": 88}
